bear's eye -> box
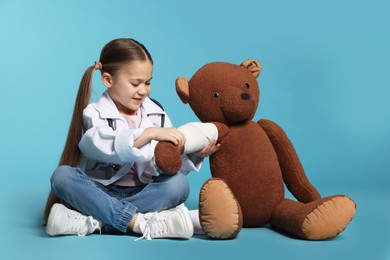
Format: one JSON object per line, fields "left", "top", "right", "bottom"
{"left": 212, "top": 92, "right": 220, "bottom": 99}
{"left": 245, "top": 83, "right": 250, "bottom": 89}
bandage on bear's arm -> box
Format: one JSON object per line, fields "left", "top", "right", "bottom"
{"left": 178, "top": 122, "right": 219, "bottom": 154}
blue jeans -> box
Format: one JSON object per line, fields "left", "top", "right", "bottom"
{"left": 50, "top": 165, "right": 190, "bottom": 233}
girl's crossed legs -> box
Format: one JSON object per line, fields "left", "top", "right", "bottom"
{"left": 48, "top": 165, "right": 194, "bottom": 238}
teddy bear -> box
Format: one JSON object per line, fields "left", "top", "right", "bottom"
{"left": 154, "top": 59, "right": 356, "bottom": 240}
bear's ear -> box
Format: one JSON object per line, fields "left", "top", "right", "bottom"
{"left": 176, "top": 76, "right": 190, "bottom": 104}
{"left": 240, "top": 59, "right": 262, "bottom": 78}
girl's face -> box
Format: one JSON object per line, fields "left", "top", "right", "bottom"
{"left": 103, "top": 60, "right": 153, "bottom": 116}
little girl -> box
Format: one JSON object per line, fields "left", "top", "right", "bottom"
{"left": 44, "top": 38, "right": 218, "bottom": 240}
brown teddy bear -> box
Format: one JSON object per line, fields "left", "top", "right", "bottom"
{"left": 154, "top": 59, "right": 356, "bottom": 240}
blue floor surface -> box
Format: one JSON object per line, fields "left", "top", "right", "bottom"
{"left": 2, "top": 177, "right": 389, "bottom": 260}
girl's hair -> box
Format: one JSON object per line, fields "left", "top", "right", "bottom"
{"left": 44, "top": 38, "right": 152, "bottom": 222}
{"left": 59, "top": 38, "right": 153, "bottom": 167}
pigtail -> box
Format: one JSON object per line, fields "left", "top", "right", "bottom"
{"left": 59, "top": 65, "right": 95, "bottom": 166}
{"left": 44, "top": 64, "right": 97, "bottom": 223}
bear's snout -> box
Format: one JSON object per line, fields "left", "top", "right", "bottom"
{"left": 241, "top": 93, "right": 250, "bottom": 100}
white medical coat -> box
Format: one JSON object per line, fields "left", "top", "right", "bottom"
{"left": 78, "top": 91, "right": 203, "bottom": 186}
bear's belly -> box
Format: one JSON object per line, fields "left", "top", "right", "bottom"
{"left": 210, "top": 121, "right": 284, "bottom": 226}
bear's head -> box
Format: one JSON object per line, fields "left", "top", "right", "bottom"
{"left": 176, "top": 60, "right": 262, "bottom": 125}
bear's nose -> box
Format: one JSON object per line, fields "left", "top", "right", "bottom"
{"left": 241, "top": 93, "right": 250, "bottom": 100}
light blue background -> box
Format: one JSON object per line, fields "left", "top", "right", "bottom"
{"left": 0, "top": 0, "right": 389, "bottom": 259}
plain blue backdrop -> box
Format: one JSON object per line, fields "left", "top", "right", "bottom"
{"left": 0, "top": 0, "right": 389, "bottom": 259}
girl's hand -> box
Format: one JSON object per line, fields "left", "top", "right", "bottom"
{"left": 193, "top": 139, "right": 220, "bottom": 157}
{"left": 150, "top": 127, "right": 186, "bottom": 147}
{"left": 134, "top": 127, "right": 185, "bottom": 148}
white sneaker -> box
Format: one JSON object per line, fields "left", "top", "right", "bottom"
{"left": 46, "top": 203, "right": 101, "bottom": 236}
{"left": 136, "top": 204, "right": 194, "bottom": 240}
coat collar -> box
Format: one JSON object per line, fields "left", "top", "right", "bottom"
{"left": 96, "top": 91, "right": 165, "bottom": 119}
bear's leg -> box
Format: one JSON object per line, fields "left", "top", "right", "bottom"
{"left": 270, "top": 195, "right": 356, "bottom": 240}
{"left": 199, "top": 178, "right": 243, "bottom": 239}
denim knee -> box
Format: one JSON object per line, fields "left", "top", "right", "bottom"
{"left": 50, "top": 165, "right": 79, "bottom": 195}
{"left": 160, "top": 172, "right": 190, "bottom": 203}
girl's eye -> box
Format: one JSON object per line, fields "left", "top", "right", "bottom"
{"left": 245, "top": 83, "right": 250, "bottom": 89}
{"left": 213, "top": 92, "right": 220, "bottom": 99}
{"left": 145, "top": 82, "right": 151, "bottom": 86}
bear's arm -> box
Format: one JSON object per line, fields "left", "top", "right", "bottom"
{"left": 212, "top": 122, "right": 229, "bottom": 143}
{"left": 257, "top": 119, "right": 321, "bottom": 203}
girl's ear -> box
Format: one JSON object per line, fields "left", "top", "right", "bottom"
{"left": 102, "top": 72, "right": 113, "bottom": 88}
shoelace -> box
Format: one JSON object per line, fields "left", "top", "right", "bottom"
{"left": 135, "top": 212, "right": 171, "bottom": 241}
{"left": 85, "top": 216, "right": 101, "bottom": 236}
{"left": 68, "top": 213, "right": 101, "bottom": 236}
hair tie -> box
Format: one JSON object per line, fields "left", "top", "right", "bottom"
{"left": 94, "top": 61, "right": 103, "bottom": 71}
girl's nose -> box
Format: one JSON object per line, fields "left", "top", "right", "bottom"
{"left": 138, "top": 84, "right": 148, "bottom": 95}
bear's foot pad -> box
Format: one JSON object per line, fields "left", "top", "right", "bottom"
{"left": 302, "top": 196, "right": 356, "bottom": 240}
{"left": 199, "top": 178, "right": 242, "bottom": 239}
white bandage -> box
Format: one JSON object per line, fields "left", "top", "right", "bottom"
{"left": 178, "top": 122, "right": 218, "bottom": 154}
